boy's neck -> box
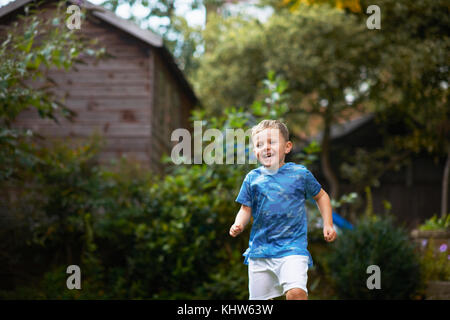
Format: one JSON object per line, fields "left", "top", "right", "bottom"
{"left": 263, "top": 160, "right": 286, "bottom": 169}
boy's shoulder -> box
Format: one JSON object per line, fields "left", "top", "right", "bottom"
{"left": 286, "top": 162, "right": 309, "bottom": 171}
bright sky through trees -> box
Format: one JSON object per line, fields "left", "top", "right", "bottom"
{"left": 0, "top": 0, "right": 273, "bottom": 31}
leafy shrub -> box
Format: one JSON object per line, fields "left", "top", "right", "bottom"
{"left": 192, "top": 249, "right": 248, "bottom": 300}
{"left": 419, "top": 214, "right": 450, "bottom": 231}
{"left": 0, "top": 71, "right": 298, "bottom": 299}
{"left": 327, "top": 215, "right": 421, "bottom": 299}
{"left": 0, "top": 138, "right": 248, "bottom": 299}
{"left": 0, "top": 123, "right": 257, "bottom": 299}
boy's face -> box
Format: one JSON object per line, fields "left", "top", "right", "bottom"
{"left": 252, "top": 128, "right": 293, "bottom": 169}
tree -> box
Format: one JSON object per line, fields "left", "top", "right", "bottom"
{"left": 258, "top": 0, "right": 362, "bottom": 13}
{"left": 193, "top": 0, "right": 449, "bottom": 208}
{"left": 96, "top": 0, "right": 226, "bottom": 77}
{"left": 99, "top": 0, "right": 189, "bottom": 33}
{"left": 193, "top": 5, "right": 381, "bottom": 198}
{"left": 354, "top": 0, "right": 449, "bottom": 216}
{"left": 163, "top": 14, "right": 204, "bottom": 79}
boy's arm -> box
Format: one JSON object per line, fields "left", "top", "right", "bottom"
{"left": 229, "top": 204, "right": 252, "bottom": 237}
{"left": 313, "top": 188, "right": 337, "bottom": 242}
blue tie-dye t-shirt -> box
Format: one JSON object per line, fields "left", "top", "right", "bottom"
{"left": 235, "top": 162, "right": 322, "bottom": 267}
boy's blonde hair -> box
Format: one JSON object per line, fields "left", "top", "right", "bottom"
{"left": 251, "top": 119, "right": 290, "bottom": 142}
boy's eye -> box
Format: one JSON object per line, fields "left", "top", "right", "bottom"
{"left": 256, "top": 141, "right": 277, "bottom": 147}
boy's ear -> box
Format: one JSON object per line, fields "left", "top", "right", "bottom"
{"left": 285, "top": 141, "right": 293, "bottom": 153}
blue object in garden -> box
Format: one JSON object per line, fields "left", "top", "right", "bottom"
{"left": 332, "top": 211, "right": 353, "bottom": 230}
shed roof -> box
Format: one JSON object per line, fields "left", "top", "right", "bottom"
{"left": 291, "top": 113, "right": 375, "bottom": 154}
{"left": 312, "top": 113, "right": 375, "bottom": 142}
{"left": 0, "top": 0, "right": 199, "bottom": 105}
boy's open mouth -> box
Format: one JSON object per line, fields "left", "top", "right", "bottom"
{"left": 262, "top": 152, "right": 274, "bottom": 159}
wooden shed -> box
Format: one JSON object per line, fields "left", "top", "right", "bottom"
{"left": 292, "top": 113, "right": 449, "bottom": 229}
{"left": 0, "top": 0, "right": 199, "bottom": 173}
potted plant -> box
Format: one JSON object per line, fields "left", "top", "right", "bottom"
{"left": 411, "top": 214, "right": 450, "bottom": 299}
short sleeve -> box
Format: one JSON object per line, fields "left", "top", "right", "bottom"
{"left": 303, "top": 169, "right": 322, "bottom": 200}
{"left": 235, "top": 173, "right": 252, "bottom": 207}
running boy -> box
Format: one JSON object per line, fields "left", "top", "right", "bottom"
{"left": 229, "top": 119, "right": 336, "bottom": 300}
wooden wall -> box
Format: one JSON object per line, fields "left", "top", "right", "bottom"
{"left": 4, "top": 2, "right": 196, "bottom": 174}
{"left": 317, "top": 155, "right": 448, "bottom": 229}
{"left": 151, "top": 52, "right": 193, "bottom": 173}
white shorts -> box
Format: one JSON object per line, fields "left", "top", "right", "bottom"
{"left": 248, "top": 255, "right": 309, "bottom": 300}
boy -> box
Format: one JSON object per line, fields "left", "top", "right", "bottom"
{"left": 229, "top": 119, "right": 336, "bottom": 300}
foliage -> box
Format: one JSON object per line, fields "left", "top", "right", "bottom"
{"left": 419, "top": 239, "right": 450, "bottom": 283}
{"left": 292, "top": 140, "right": 321, "bottom": 165}
{"left": 0, "top": 2, "right": 104, "bottom": 124}
{"left": 96, "top": 0, "right": 206, "bottom": 79}
{"left": 0, "top": 135, "right": 110, "bottom": 297}
{"left": 306, "top": 192, "right": 357, "bottom": 243}
{"left": 193, "top": 249, "right": 248, "bottom": 300}
{"left": 165, "top": 14, "right": 204, "bottom": 78}
{"left": 194, "top": 12, "right": 268, "bottom": 116}
{"left": 358, "top": 0, "right": 449, "bottom": 157}
{"left": 260, "top": 0, "right": 362, "bottom": 13}
{"left": 195, "top": 0, "right": 449, "bottom": 204}
{"left": 330, "top": 192, "right": 358, "bottom": 210}
{"left": 194, "top": 3, "right": 386, "bottom": 199}
{"left": 2, "top": 0, "right": 444, "bottom": 300}
{"left": 327, "top": 215, "right": 421, "bottom": 299}
{"left": 330, "top": 0, "right": 449, "bottom": 209}
{"left": 305, "top": 191, "right": 358, "bottom": 299}
{"left": 2, "top": 136, "right": 234, "bottom": 299}
{"left": 1, "top": 71, "right": 309, "bottom": 299}
{"left": 98, "top": 0, "right": 203, "bottom": 34}
{"left": 419, "top": 214, "right": 450, "bottom": 231}
{"left": 194, "top": 4, "right": 379, "bottom": 132}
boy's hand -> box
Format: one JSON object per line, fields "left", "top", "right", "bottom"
{"left": 323, "top": 225, "right": 337, "bottom": 242}
{"left": 229, "top": 223, "right": 244, "bottom": 237}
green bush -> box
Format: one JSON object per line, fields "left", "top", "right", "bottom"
{"left": 192, "top": 249, "right": 248, "bottom": 300}
{"left": 327, "top": 215, "right": 421, "bottom": 299}
{"left": 0, "top": 71, "right": 295, "bottom": 299}
{"left": 0, "top": 139, "right": 249, "bottom": 299}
